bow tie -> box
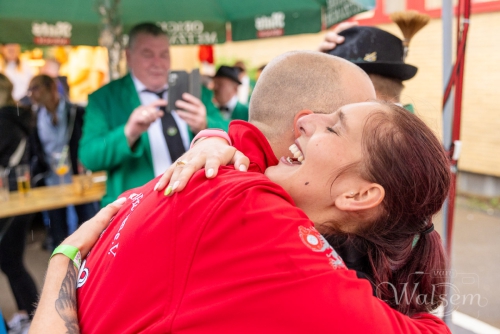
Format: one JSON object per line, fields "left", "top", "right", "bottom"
{"left": 143, "top": 89, "right": 167, "bottom": 98}
{"left": 143, "top": 89, "right": 168, "bottom": 112}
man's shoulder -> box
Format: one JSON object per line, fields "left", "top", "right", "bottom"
{"left": 89, "top": 74, "right": 132, "bottom": 99}
{"left": 202, "top": 167, "right": 277, "bottom": 190}
{"left": 236, "top": 102, "right": 248, "bottom": 111}
{"left": 180, "top": 167, "right": 295, "bottom": 209}
{"left": 232, "top": 102, "right": 249, "bottom": 121}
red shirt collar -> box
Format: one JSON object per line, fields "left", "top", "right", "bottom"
{"left": 229, "top": 120, "right": 279, "bottom": 173}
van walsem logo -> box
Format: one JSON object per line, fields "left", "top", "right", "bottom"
{"left": 255, "top": 12, "right": 285, "bottom": 38}
{"left": 376, "top": 271, "right": 488, "bottom": 316}
{"left": 157, "top": 21, "right": 218, "bottom": 45}
{"left": 32, "top": 21, "right": 72, "bottom": 45}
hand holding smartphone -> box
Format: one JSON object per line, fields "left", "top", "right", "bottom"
{"left": 167, "top": 69, "right": 201, "bottom": 113}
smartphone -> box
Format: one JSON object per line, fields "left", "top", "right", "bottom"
{"left": 167, "top": 69, "right": 201, "bottom": 112}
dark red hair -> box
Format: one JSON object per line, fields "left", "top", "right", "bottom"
{"left": 327, "top": 102, "right": 450, "bottom": 316}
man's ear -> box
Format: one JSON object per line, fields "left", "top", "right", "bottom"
{"left": 125, "top": 48, "right": 131, "bottom": 63}
{"left": 334, "top": 183, "right": 385, "bottom": 212}
{"left": 293, "top": 110, "right": 313, "bottom": 139}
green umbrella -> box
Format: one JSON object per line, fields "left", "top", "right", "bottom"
{"left": 0, "top": 0, "right": 374, "bottom": 46}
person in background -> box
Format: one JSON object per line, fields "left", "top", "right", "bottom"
{"left": 40, "top": 58, "right": 69, "bottom": 100}
{"left": 0, "top": 73, "right": 37, "bottom": 334}
{"left": 255, "top": 64, "right": 266, "bottom": 81}
{"left": 234, "top": 60, "right": 250, "bottom": 105}
{"left": 248, "top": 64, "right": 266, "bottom": 103}
{"left": 212, "top": 65, "right": 249, "bottom": 121}
{"left": 0, "top": 43, "right": 33, "bottom": 105}
{"left": 79, "top": 22, "right": 227, "bottom": 206}
{"left": 320, "top": 19, "right": 427, "bottom": 112}
{"left": 28, "top": 75, "right": 98, "bottom": 249}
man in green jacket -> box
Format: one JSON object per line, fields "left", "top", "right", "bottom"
{"left": 211, "top": 65, "right": 249, "bottom": 122}
{"left": 79, "top": 23, "right": 227, "bottom": 206}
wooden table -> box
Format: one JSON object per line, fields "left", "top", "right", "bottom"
{"left": 0, "top": 175, "right": 106, "bottom": 323}
{"left": 0, "top": 172, "right": 106, "bottom": 219}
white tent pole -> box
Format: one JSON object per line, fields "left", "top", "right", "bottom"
{"left": 442, "top": 0, "right": 454, "bottom": 325}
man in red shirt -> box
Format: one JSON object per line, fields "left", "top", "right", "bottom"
{"left": 34, "top": 51, "right": 450, "bottom": 333}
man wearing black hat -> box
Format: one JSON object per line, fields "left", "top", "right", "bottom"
{"left": 321, "top": 23, "right": 418, "bottom": 112}
{"left": 212, "top": 65, "right": 249, "bottom": 121}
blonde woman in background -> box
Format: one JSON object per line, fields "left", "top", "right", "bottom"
{"left": 0, "top": 44, "right": 34, "bottom": 103}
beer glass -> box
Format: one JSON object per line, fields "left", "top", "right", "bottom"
{"left": 0, "top": 167, "right": 9, "bottom": 201}
{"left": 51, "top": 151, "right": 70, "bottom": 185}
{"left": 15, "top": 164, "right": 31, "bottom": 195}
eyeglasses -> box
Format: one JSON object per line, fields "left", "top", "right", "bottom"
{"left": 28, "top": 85, "right": 40, "bottom": 93}
{"left": 27, "top": 85, "right": 41, "bottom": 96}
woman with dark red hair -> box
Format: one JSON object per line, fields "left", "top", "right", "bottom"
{"left": 160, "top": 100, "right": 450, "bottom": 317}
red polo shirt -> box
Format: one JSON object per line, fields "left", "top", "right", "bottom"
{"left": 77, "top": 121, "right": 449, "bottom": 334}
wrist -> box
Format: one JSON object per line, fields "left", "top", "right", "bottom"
{"left": 190, "top": 129, "right": 232, "bottom": 149}
{"left": 50, "top": 245, "right": 82, "bottom": 271}
{"left": 124, "top": 125, "right": 140, "bottom": 148}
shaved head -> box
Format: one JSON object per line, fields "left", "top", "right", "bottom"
{"left": 249, "top": 51, "right": 376, "bottom": 158}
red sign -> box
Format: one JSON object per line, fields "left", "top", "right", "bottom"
{"left": 257, "top": 28, "right": 284, "bottom": 38}
{"left": 33, "top": 37, "right": 71, "bottom": 45}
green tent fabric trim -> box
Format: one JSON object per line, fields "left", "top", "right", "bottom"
{"left": 0, "top": 0, "right": 374, "bottom": 46}
{"left": 232, "top": 9, "right": 322, "bottom": 41}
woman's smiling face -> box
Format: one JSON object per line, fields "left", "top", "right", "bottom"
{"left": 265, "top": 102, "right": 385, "bottom": 226}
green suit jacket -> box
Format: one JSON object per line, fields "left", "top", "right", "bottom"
{"left": 231, "top": 102, "right": 249, "bottom": 121}
{"left": 201, "top": 85, "right": 249, "bottom": 122}
{"left": 79, "top": 74, "right": 228, "bottom": 206}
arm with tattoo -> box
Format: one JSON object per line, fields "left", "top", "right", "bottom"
{"left": 29, "top": 199, "right": 125, "bottom": 334}
{"left": 54, "top": 261, "right": 80, "bottom": 333}
{"left": 29, "top": 256, "right": 81, "bottom": 334}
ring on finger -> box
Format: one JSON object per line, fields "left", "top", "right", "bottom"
{"left": 176, "top": 160, "right": 188, "bottom": 167}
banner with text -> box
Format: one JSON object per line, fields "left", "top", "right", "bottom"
{"left": 232, "top": 9, "right": 322, "bottom": 41}
{"left": 156, "top": 20, "right": 225, "bottom": 45}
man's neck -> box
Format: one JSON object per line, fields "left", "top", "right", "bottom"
{"left": 130, "top": 73, "right": 167, "bottom": 93}
{"left": 249, "top": 120, "right": 286, "bottom": 163}
{"left": 219, "top": 94, "right": 238, "bottom": 110}
{"left": 229, "top": 120, "right": 280, "bottom": 173}
{"left": 377, "top": 93, "right": 400, "bottom": 104}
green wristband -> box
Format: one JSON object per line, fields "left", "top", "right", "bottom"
{"left": 50, "top": 245, "right": 82, "bottom": 271}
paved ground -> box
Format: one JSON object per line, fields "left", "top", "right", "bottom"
{"left": 449, "top": 323, "right": 476, "bottom": 334}
{"left": 1, "top": 196, "right": 499, "bottom": 333}
{"left": 437, "top": 198, "right": 500, "bottom": 329}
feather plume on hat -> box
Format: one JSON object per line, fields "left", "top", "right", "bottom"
{"left": 390, "top": 10, "right": 430, "bottom": 60}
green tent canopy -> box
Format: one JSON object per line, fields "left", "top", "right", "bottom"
{"left": 0, "top": 0, "right": 374, "bottom": 46}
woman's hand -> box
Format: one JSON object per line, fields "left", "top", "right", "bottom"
{"left": 154, "top": 137, "right": 250, "bottom": 195}
{"left": 61, "top": 197, "right": 126, "bottom": 257}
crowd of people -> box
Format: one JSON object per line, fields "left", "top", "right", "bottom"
{"left": 0, "top": 16, "right": 452, "bottom": 334}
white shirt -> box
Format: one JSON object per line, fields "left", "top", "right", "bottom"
{"left": 131, "top": 75, "right": 190, "bottom": 177}
{"left": 219, "top": 94, "right": 238, "bottom": 120}
{"left": 237, "top": 74, "right": 250, "bottom": 105}
{"left": 4, "top": 61, "right": 34, "bottom": 101}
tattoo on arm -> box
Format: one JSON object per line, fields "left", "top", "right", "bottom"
{"left": 55, "top": 261, "right": 80, "bottom": 334}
